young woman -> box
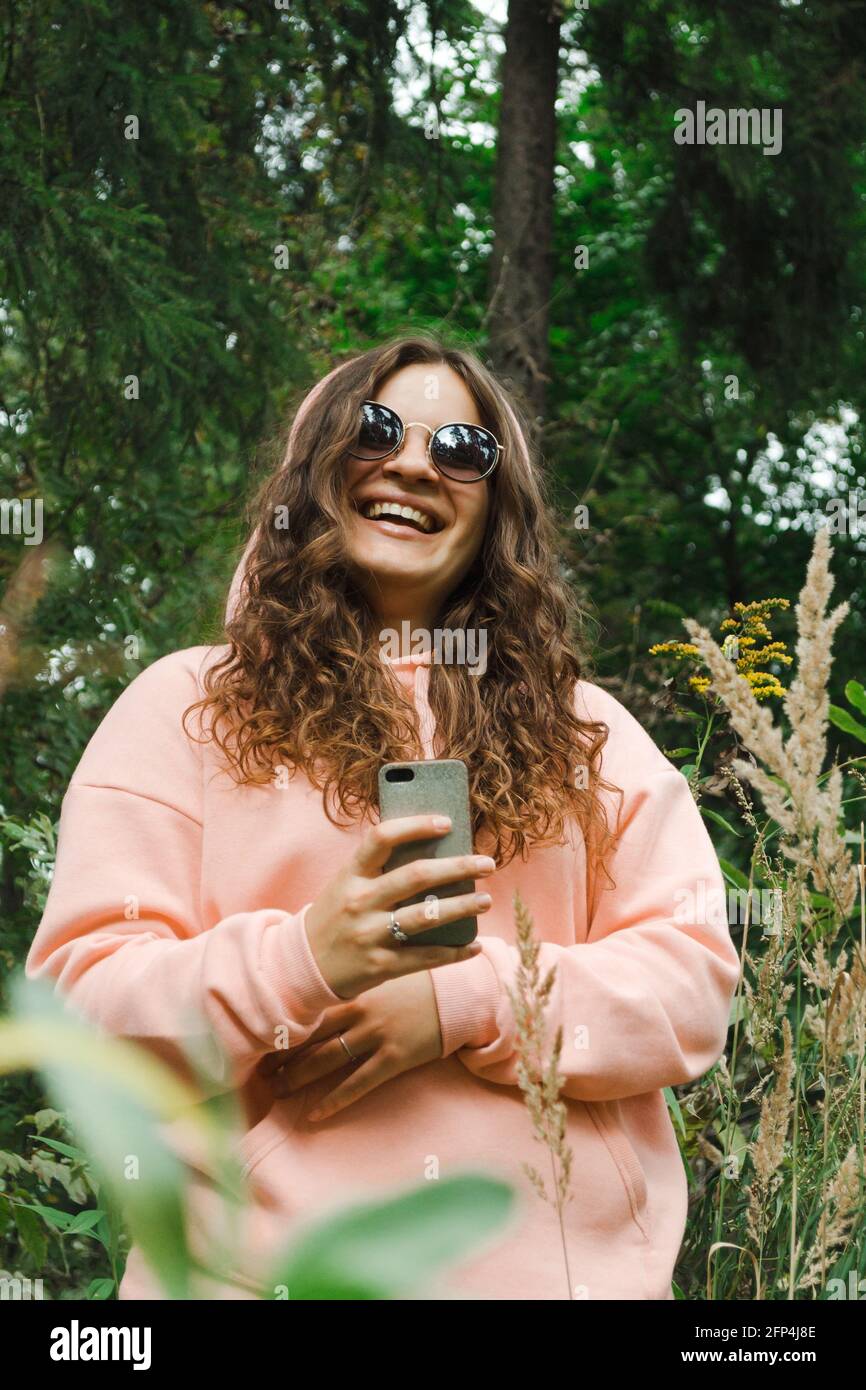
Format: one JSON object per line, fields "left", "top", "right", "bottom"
{"left": 28, "top": 334, "right": 740, "bottom": 1300}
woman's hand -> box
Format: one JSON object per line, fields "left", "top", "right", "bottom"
{"left": 257, "top": 971, "right": 444, "bottom": 1121}
{"left": 303, "top": 814, "right": 495, "bottom": 999}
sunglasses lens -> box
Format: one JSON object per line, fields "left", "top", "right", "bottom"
{"left": 432, "top": 424, "right": 497, "bottom": 480}
{"left": 353, "top": 402, "right": 401, "bottom": 459}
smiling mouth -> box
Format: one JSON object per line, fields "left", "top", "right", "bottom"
{"left": 356, "top": 500, "right": 442, "bottom": 534}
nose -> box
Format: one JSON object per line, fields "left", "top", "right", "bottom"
{"left": 382, "top": 422, "right": 440, "bottom": 484}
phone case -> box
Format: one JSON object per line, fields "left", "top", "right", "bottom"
{"left": 377, "top": 759, "right": 477, "bottom": 947}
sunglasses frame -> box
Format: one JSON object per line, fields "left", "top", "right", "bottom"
{"left": 347, "top": 399, "right": 504, "bottom": 483}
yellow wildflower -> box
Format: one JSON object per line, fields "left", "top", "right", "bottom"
{"left": 650, "top": 597, "right": 790, "bottom": 702}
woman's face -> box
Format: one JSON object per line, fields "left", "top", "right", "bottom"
{"left": 344, "top": 362, "right": 492, "bottom": 626}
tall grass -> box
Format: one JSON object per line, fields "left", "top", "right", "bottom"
{"left": 674, "top": 525, "right": 865, "bottom": 1299}
{"left": 506, "top": 526, "right": 864, "bottom": 1300}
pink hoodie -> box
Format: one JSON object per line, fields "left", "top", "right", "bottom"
{"left": 27, "top": 641, "right": 740, "bottom": 1300}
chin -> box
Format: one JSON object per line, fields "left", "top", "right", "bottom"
{"left": 349, "top": 533, "right": 441, "bottom": 572}
{"left": 354, "top": 553, "right": 434, "bottom": 585}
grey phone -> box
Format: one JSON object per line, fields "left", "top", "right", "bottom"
{"left": 377, "top": 759, "right": 477, "bottom": 947}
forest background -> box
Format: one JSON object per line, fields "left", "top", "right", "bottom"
{"left": 1, "top": 0, "right": 865, "bottom": 1300}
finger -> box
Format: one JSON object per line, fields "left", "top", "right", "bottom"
{"left": 367, "top": 856, "right": 496, "bottom": 917}
{"left": 291, "top": 1003, "right": 358, "bottom": 1052}
{"left": 378, "top": 889, "right": 493, "bottom": 940}
{"left": 388, "top": 941, "right": 487, "bottom": 977}
{"left": 257, "top": 1005, "right": 357, "bottom": 1077}
{"left": 271, "top": 1034, "right": 370, "bottom": 1096}
{"left": 256, "top": 1051, "right": 288, "bottom": 1078}
{"left": 352, "top": 816, "right": 453, "bottom": 876}
{"left": 306, "top": 1059, "right": 393, "bottom": 1122}
{"left": 263, "top": 1035, "right": 331, "bottom": 1079}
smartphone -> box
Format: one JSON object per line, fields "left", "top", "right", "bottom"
{"left": 377, "top": 759, "right": 477, "bottom": 947}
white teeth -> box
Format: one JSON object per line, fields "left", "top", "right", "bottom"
{"left": 362, "top": 501, "right": 436, "bottom": 533}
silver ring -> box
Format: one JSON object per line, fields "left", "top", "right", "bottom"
{"left": 337, "top": 1033, "right": 357, "bottom": 1062}
{"left": 388, "top": 910, "right": 409, "bottom": 945}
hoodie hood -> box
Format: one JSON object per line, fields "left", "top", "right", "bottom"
{"left": 379, "top": 645, "right": 437, "bottom": 756}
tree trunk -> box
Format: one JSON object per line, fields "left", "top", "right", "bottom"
{"left": 486, "top": 0, "right": 561, "bottom": 426}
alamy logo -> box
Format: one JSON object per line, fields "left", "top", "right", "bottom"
{"left": 674, "top": 883, "right": 783, "bottom": 931}
{"left": 827, "top": 1272, "right": 866, "bottom": 1299}
{"left": 0, "top": 497, "right": 43, "bottom": 544}
{"left": 674, "top": 101, "right": 782, "bottom": 156}
{"left": 380, "top": 621, "right": 487, "bottom": 677}
{"left": 0, "top": 1274, "right": 44, "bottom": 1299}
{"left": 826, "top": 490, "right": 865, "bottom": 536}
{"left": 49, "top": 1319, "right": 152, "bottom": 1371}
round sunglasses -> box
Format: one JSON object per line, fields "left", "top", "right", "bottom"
{"left": 347, "top": 400, "right": 503, "bottom": 482}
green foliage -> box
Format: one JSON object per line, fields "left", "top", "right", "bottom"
{"left": 0, "top": 975, "right": 514, "bottom": 1299}
{"left": 0, "top": 814, "right": 56, "bottom": 925}
{"left": 829, "top": 681, "right": 866, "bottom": 744}
{"left": 3, "top": 0, "right": 866, "bottom": 1299}
{"left": 0, "top": 1107, "right": 125, "bottom": 1299}
{"left": 268, "top": 1175, "right": 514, "bottom": 1300}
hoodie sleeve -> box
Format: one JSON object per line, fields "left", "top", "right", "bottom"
{"left": 430, "top": 681, "right": 741, "bottom": 1103}
{"left": 25, "top": 648, "right": 345, "bottom": 1094}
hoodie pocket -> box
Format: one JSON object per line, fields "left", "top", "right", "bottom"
{"left": 237, "top": 1091, "right": 308, "bottom": 1181}
{"left": 585, "top": 1100, "right": 651, "bottom": 1243}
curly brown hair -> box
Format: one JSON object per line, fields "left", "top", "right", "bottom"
{"left": 184, "top": 332, "right": 621, "bottom": 880}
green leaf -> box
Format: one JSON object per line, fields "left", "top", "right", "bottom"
{"left": 829, "top": 704, "right": 866, "bottom": 743}
{"left": 66, "top": 1209, "right": 106, "bottom": 1237}
{"left": 664, "top": 1086, "right": 686, "bottom": 1137}
{"left": 679, "top": 763, "right": 696, "bottom": 780}
{"left": 845, "top": 680, "right": 866, "bottom": 716}
{"left": 13, "top": 1203, "right": 48, "bottom": 1266}
{"left": 28, "top": 1152, "right": 70, "bottom": 1188}
{"left": 94, "top": 1209, "right": 114, "bottom": 1252}
{"left": 25, "top": 1142, "right": 90, "bottom": 1205}
{"left": 32, "top": 1109, "right": 67, "bottom": 1134}
{"left": 663, "top": 747, "right": 695, "bottom": 759}
{"left": 0, "top": 1148, "right": 29, "bottom": 1178}
{"left": 719, "top": 858, "right": 750, "bottom": 891}
{"left": 28, "top": 1135, "right": 89, "bottom": 1165}
{"left": 18, "top": 1200, "right": 76, "bottom": 1232}
{"left": 729, "top": 995, "right": 748, "bottom": 1026}
{"left": 808, "top": 891, "right": 836, "bottom": 911}
{"left": 86, "top": 1278, "right": 116, "bottom": 1301}
{"left": 268, "top": 1174, "right": 514, "bottom": 1300}
{"left": 701, "top": 807, "right": 743, "bottom": 837}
